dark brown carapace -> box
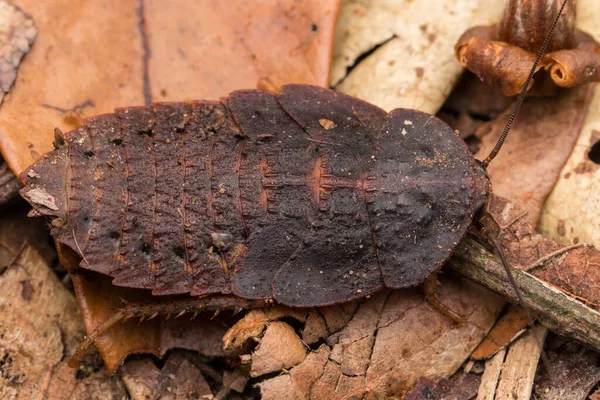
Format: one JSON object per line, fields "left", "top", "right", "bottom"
{"left": 20, "top": 85, "right": 488, "bottom": 307}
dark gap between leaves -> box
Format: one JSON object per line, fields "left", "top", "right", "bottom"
{"left": 588, "top": 140, "right": 600, "bottom": 164}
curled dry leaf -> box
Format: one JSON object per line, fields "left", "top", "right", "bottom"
{"left": 331, "top": 0, "right": 505, "bottom": 113}
{"left": 455, "top": 0, "right": 600, "bottom": 96}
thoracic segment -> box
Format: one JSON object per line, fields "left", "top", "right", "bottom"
{"left": 47, "top": 85, "right": 478, "bottom": 307}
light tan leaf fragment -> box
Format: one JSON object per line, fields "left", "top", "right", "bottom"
{"left": 540, "top": 85, "right": 600, "bottom": 248}
{"left": 251, "top": 321, "right": 307, "bottom": 377}
{"left": 332, "top": 0, "right": 505, "bottom": 113}
{"left": 259, "top": 345, "right": 330, "bottom": 400}
{"left": 0, "top": 1, "right": 37, "bottom": 105}
{"left": 224, "top": 306, "right": 307, "bottom": 351}
{"left": 21, "top": 187, "right": 58, "bottom": 210}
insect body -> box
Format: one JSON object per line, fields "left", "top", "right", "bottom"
{"left": 20, "top": 85, "right": 488, "bottom": 307}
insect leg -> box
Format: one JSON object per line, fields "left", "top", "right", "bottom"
{"left": 423, "top": 273, "right": 466, "bottom": 326}
{"left": 67, "top": 295, "right": 267, "bottom": 368}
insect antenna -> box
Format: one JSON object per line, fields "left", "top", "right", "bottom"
{"left": 481, "top": 0, "right": 569, "bottom": 168}
{"left": 479, "top": 0, "right": 570, "bottom": 375}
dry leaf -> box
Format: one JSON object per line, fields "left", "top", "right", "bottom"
{"left": 0, "top": 154, "right": 20, "bottom": 209}
{"left": 252, "top": 279, "right": 504, "bottom": 399}
{"left": 250, "top": 321, "right": 307, "bottom": 377}
{"left": 0, "top": 1, "right": 37, "bottom": 104}
{"left": 474, "top": 85, "right": 594, "bottom": 224}
{"left": 471, "top": 305, "right": 528, "bottom": 360}
{"left": 121, "top": 353, "right": 212, "bottom": 400}
{"left": 332, "top": 0, "right": 505, "bottom": 113}
{"left": 0, "top": 0, "right": 340, "bottom": 175}
{"left": 539, "top": 84, "right": 600, "bottom": 247}
{"left": 0, "top": 244, "right": 114, "bottom": 398}
{"left": 403, "top": 372, "right": 480, "bottom": 400}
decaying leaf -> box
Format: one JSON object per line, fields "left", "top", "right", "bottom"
{"left": 121, "top": 353, "right": 212, "bottom": 400}
{"left": 403, "top": 372, "right": 480, "bottom": 400}
{"left": 0, "top": 244, "right": 127, "bottom": 399}
{"left": 474, "top": 85, "right": 593, "bottom": 224}
{"left": 0, "top": 1, "right": 37, "bottom": 105}
{"left": 0, "top": 153, "right": 20, "bottom": 209}
{"left": 451, "top": 194, "right": 600, "bottom": 352}
{"left": 470, "top": 305, "right": 528, "bottom": 360}
{"left": 0, "top": 0, "right": 340, "bottom": 175}
{"left": 241, "top": 278, "right": 504, "bottom": 398}
{"left": 331, "top": 0, "right": 505, "bottom": 113}
{"left": 533, "top": 336, "right": 600, "bottom": 400}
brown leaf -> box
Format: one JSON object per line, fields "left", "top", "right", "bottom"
{"left": 471, "top": 305, "right": 528, "bottom": 360}
{"left": 251, "top": 321, "right": 307, "bottom": 377}
{"left": 0, "top": 0, "right": 340, "bottom": 175}
{"left": 251, "top": 278, "right": 504, "bottom": 398}
{"left": 121, "top": 353, "right": 212, "bottom": 400}
{"left": 0, "top": 244, "right": 109, "bottom": 398}
{"left": 475, "top": 85, "right": 594, "bottom": 224}
{"left": 70, "top": 270, "right": 243, "bottom": 373}
{"left": 482, "top": 195, "right": 600, "bottom": 309}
